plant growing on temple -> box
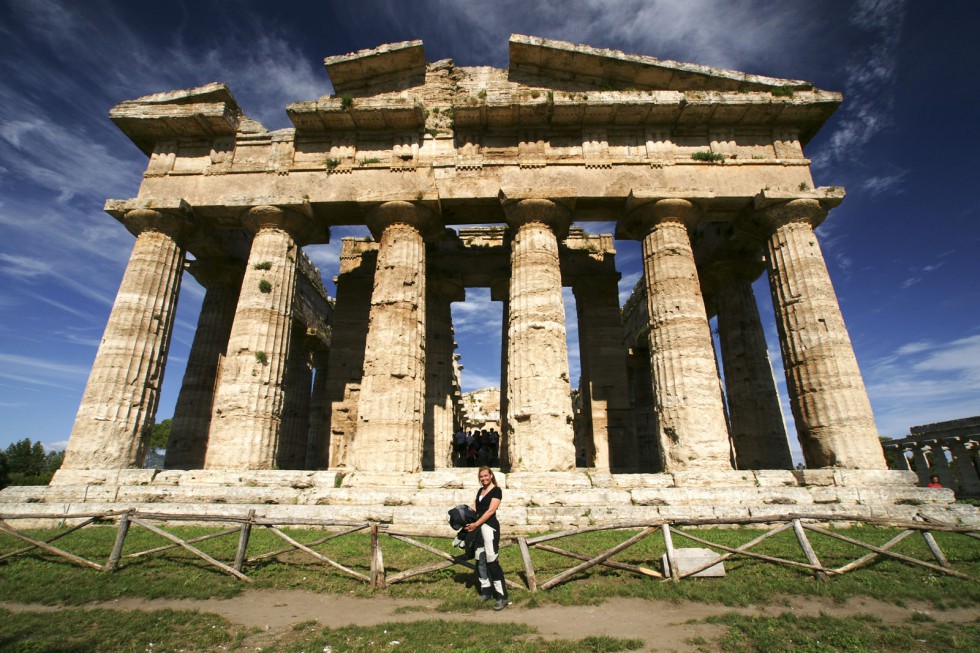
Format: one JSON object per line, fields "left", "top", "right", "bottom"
{"left": 254, "top": 351, "right": 268, "bottom": 365}
{"left": 340, "top": 94, "right": 354, "bottom": 110}
{"left": 253, "top": 261, "right": 272, "bottom": 270}
{"left": 799, "top": 181, "right": 810, "bottom": 191}
{"left": 258, "top": 279, "right": 272, "bottom": 293}
{"left": 692, "top": 151, "right": 725, "bottom": 162}
{"left": 772, "top": 85, "right": 795, "bottom": 97}
{"left": 326, "top": 158, "right": 341, "bottom": 168}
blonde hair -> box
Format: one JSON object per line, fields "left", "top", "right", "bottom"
{"left": 478, "top": 466, "right": 497, "bottom": 486}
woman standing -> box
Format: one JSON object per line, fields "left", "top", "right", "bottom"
{"left": 464, "top": 466, "right": 509, "bottom": 610}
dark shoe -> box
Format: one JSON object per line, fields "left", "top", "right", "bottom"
{"left": 480, "top": 592, "right": 493, "bottom": 602}
{"left": 493, "top": 598, "right": 508, "bottom": 611}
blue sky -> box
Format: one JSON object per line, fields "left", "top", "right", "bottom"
{"left": 1, "top": 0, "right": 978, "bottom": 463}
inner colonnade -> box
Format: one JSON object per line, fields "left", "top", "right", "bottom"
{"left": 60, "top": 36, "right": 888, "bottom": 477}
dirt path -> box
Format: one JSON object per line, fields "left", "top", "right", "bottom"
{"left": 4, "top": 591, "right": 979, "bottom": 653}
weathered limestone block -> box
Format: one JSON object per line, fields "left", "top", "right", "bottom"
{"left": 527, "top": 489, "right": 633, "bottom": 507}
{"left": 206, "top": 205, "right": 309, "bottom": 470}
{"left": 631, "top": 487, "right": 812, "bottom": 507}
{"left": 753, "top": 470, "right": 800, "bottom": 487}
{"left": 501, "top": 193, "right": 576, "bottom": 471}
{"left": 354, "top": 201, "right": 438, "bottom": 472}
{"left": 834, "top": 469, "right": 919, "bottom": 487}
{"left": 115, "top": 469, "right": 161, "bottom": 486}
{"left": 792, "top": 469, "right": 836, "bottom": 486}
{"left": 761, "top": 198, "right": 886, "bottom": 469}
{"left": 63, "top": 209, "right": 185, "bottom": 470}
{"left": 505, "top": 471, "right": 592, "bottom": 489}
{"left": 857, "top": 487, "right": 955, "bottom": 506}
{"left": 165, "top": 261, "right": 243, "bottom": 470}
{"left": 116, "top": 485, "right": 301, "bottom": 505}
{"left": 48, "top": 469, "right": 121, "bottom": 486}
{"left": 671, "top": 470, "right": 755, "bottom": 487}
{"left": 340, "top": 471, "right": 424, "bottom": 488}
{"left": 525, "top": 506, "right": 592, "bottom": 528}
{"left": 418, "top": 469, "right": 473, "bottom": 489}
{"left": 621, "top": 197, "right": 732, "bottom": 471}
{"left": 712, "top": 271, "right": 792, "bottom": 469}
{"left": 176, "top": 470, "right": 245, "bottom": 486}
{"left": 662, "top": 548, "right": 726, "bottom": 577}
{"left": 917, "top": 504, "right": 980, "bottom": 527}
{"left": 589, "top": 473, "right": 675, "bottom": 489}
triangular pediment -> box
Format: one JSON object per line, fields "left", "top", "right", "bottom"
{"left": 508, "top": 35, "right": 811, "bottom": 92}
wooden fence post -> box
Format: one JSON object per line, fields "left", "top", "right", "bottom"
{"left": 518, "top": 536, "right": 537, "bottom": 592}
{"left": 921, "top": 531, "right": 950, "bottom": 568}
{"left": 234, "top": 509, "right": 255, "bottom": 573}
{"left": 370, "top": 523, "right": 386, "bottom": 590}
{"left": 792, "top": 519, "right": 829, "bottom": 581}
{"left": 105, "top": 510, "right": 132, "bottom": 573}
{"left": 663, "top": 524, "right": 680, "bottom": 582}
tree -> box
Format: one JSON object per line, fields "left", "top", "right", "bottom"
{"left": 149, "top": 419, "right": 172, "bottom": 450}
{"left": 0, "top": 451, "right": 9, "bottom": 489}
{"left": 5, "top": 438, "right": 47, "bottom": 477}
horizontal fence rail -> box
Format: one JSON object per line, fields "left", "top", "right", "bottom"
{"left": 0, "top": 510, "right": 978, "bottom": 591}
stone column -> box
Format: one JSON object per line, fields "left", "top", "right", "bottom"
{"left": 760, "top": 198, "right": 887, "bottom": 469}
{"left": 930, "top": 445, "right": 956, "bottom": 489}
{"left": 307, "top": 351, "right": 330, "bottom": 469}
{"left": 910, "top": 446, "right": 932, "bottom": 486}
{"left": 895, "top": 448, "right": 912, "bottom": 471}
{"left": 424, "top": 278, "right": 464, "bottom": 469}
{"left": 325, "top": 242, "right": 375, "bottom": 469}
{"left": 501, "top": 195, "right": 576, "bottom": 471}
{"left": 165, "top": 260, "right": 243, "bottom": 470}
{"left": 950, "top": 440, "right": 980, "bottom": 496}
{"left": 204, "top": 205, "right": 311, "bottom": 470}
{"left": 63, "top": 208, "right": 185, "bottom": 470}
{"left": 277, "top": 330, "right": 313, "bottom": 470}
{"left": 711, "top": 266, "right": 792, "bottom": 469}
{"left": 491, "top": 279, "right": 511, "bottom": 470}
{"left": 573, "top": 275, "right": 636, "bottom": 471}
{"left": 353, "top": 201, "right": 438, "bottom": 472}
{"left": 627, "top": 347, "right": 659, "bottom": 472}
{"left": 620, "top": 197, "right": 732, "bottom": 471}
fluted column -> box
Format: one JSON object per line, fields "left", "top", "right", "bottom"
{"left": 710, "top": 264, "right": 792, "bottom": 469}
{"left": 501, "top": 194, "right": 576, "bottom": 471}
{"left": 205, "top": 205, "right": 312, "bottom": 470}
{"left": 353, "top": 201, "right": 438, "bottom": 472}
{"left": 307, "top": 351, "right": 330, "bottom": 469}
{"left": 165, "top": 260, "right": 243, "bottom": 470}
{"left": 63, "top": 208, "right": 185, "bottom": 470}
{"left": 325, "top": 242, "right": 375, "bottom": 469}
{"left": 931, "top": 445, "right": 956, "bottom": 489}
{"left": 424, "top": 278, "right": 464, "bottom": 469}
{"left": 491, "top": 279, "right": 511, "bottom": 470}
{"left": 573, "top": 275, "right": 636, "bottom": 471}
{"left": 277, "top": 330, "right": 313, "bottom": 469}
{"left": 760, "top": 198, "right": 886, "bottom": 469}
{"left": 950, "top": 440, "right": 980, "bottom": 496}
{"left": 620, "top": 197, "right": 732, "bottom": 471}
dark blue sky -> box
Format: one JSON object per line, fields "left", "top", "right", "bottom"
{"left": 1, "top": 0, "right": 978, "bottom": 461}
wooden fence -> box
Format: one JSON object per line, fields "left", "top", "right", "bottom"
{"left": 0, "top": 510, "right": 977, "bottom": 591}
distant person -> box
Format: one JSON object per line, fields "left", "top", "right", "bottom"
{"left": 926, "top": 474, "right": 943, "bottom": 489}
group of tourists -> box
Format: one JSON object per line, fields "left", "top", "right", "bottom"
{"left": 452, "top": 428, "right": 499, "bottom": 467}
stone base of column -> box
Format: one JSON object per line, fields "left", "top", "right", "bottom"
{"left": 8, "top": 469, "right": 975, "bottom": 532}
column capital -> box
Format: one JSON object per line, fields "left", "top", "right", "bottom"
{"left": 699, "top": 255, "right": 766, "bottom": 297}
{"left": 619, "top": 195, "right": 701, "bottom": 239}
{"left": 755, "top": 197, "right": 827, "bottom": 230}
{"left": 499, "top": 190, "right": 575, "bottom": 238}
{"left": 186, "top": 258, "right": 245, "bottom": 289}
{"left": 365, "top": 200, "right": 441, "bottom": 240}
{"left": 123, "top": 207, "right": 188, "bottom": 241}
{"left": 242, "top": 204, "right": 326, "bottom": 246}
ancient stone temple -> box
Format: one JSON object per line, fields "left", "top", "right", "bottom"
{"left": 12, "top": 35, "right": 964, "bottom": 532}
{"left": 57, "top": 34, "right": 889, "bottom": 476}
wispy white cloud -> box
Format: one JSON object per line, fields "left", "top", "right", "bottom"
{"left": 0, "top": 352, "right": 90, "bottom": 389}
{"left": 860, "top": 169, "right": 908, "bottom": 196}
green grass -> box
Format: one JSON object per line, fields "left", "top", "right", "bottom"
{"left": 0, "top": 607, "right": 242, "bottom": 652}
{"left": 697, "top": 612, "right": 980, "bottom": 652}
{"left": 1, "top": 525, "right": 978, "bottom": 609}
{"left": 279, "top": 620, "right": 644, "bottom": 653}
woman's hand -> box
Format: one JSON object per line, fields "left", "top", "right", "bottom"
{"left": 464, "top": 522, "right": 478, "bottom": 532}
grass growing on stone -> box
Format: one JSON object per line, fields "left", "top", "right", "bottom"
{"left": 1, "top": 525, "right": 979, "bottom": 609}
{"left": 693, "top": 612, "right": 980, "bottom": 652}
{"left": 0, "top": 607, "right": 243, "bottom": 652}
